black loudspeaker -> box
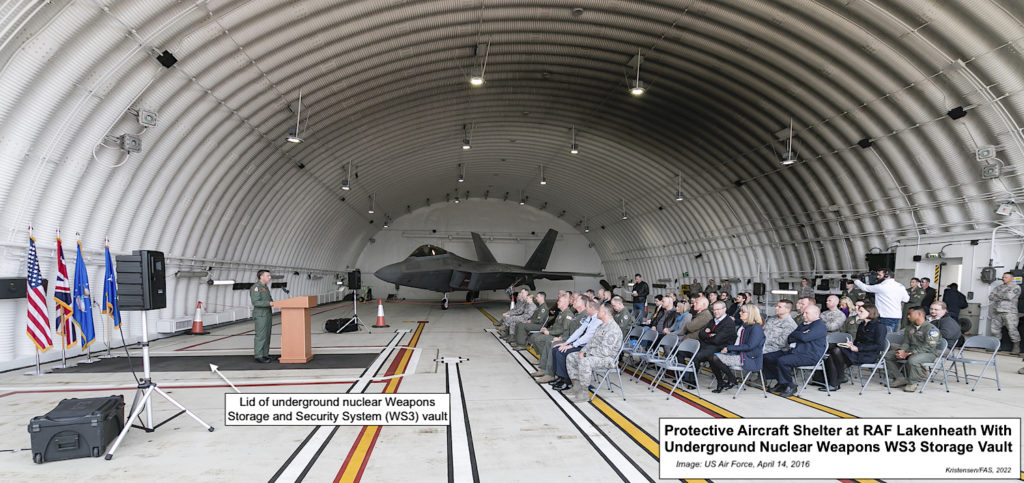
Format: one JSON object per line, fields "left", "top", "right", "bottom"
{"left": 348, "top": 270, "right": 361, "bottom": 290}
{"left": 156, "top": 50, "right": 177, "bottom": 68}
{"left": 912, "top": 255, "right": 923, "bottom": 262}
{"left": 752, "top": 283, "right": 765, "bottom": 296}
{"left": 115, "top": 250, "right": 166, "bottom": 311}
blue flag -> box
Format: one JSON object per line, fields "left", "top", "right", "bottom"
{"left": 73, "top": 242, "right": 95, "bottom": 348}
{"left": 102, "top": 245, "right": 121, "bottom": 329}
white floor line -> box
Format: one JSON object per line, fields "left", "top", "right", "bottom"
{"left": 485, "top": 329, "right": 651, "bottom": 483}
{"left": 442, "top": 357, "right": 478, "bottom": 482}
{"left": 271, "top": 330, "right": 409, "bottom": 482}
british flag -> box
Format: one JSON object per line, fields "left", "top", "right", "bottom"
{"left": 26, "top": 236, "right": 53, "bottom": 351}
{"left": 53, "top": 237, "right": 76, "bottom": 348}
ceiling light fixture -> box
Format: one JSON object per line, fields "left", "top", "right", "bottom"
{"left": 675, "top": 173, "right": 684, "bottom": 201}
{"left": 630, "top": 49, "right": 646, "bottom": 96}
{"left": 368, "top": 193, "right": 375, "bottom": 214}
{"left": 583, "top": 216, "right": 590, "bottom": 233}
{"left": 570, "top": 125, "right": 579, "bottom": 154}
{"left": 621, "top": 199, "right": 628, "bottom": 220}
{"left": 519, "top": 190, "right": 526, "bottom": 205}
{"left": 341, "top": 162, "right": 352, "bottom": 190}
{"left": 383, "top": 216, "right": 390, "bottom": 228}
{"left": 539, "top": 165, "right": 547, "bottom": 185}
{"left": 458, "top": 163, "right": 465, "bottom": 183}
{"left": 286, "top": 89, "right": 304, "bottom": 143}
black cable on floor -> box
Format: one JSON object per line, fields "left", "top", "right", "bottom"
{"left": 117, "top": 324, "right": 140, "bottom": 384}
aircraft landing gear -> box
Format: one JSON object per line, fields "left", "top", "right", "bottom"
{"left": 465, "top": 290, "right": 478, "bottom": 303}
{"left": 441, "top": 293, "right": 450, "bottom": 310}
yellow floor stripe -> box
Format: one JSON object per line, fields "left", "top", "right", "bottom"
{"left": 621, "top": 364, "right": 741, "bottom": 418}
{"left": 336, "top": 322, "right": 425, "bottom": 483}
{"left": 590, "top": 395, "right": 660, "bottom": 457}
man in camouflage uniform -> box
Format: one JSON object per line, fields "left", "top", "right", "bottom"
{"left": 821, "top": 295, "right": 846, "bottom": 332}
{"left": 512, "top": 292, "right": 550, "bottom": 348}
{"left": 532, "top": 296, "right": 584, "bottom": 382}
{"left": 689, "top": 279, "right": 703, "bottom": 298}
{"left": 565, "top": 302, "right": 624, "bottom": 402}
{"left": 610, "top": 295, "right": 633, "bottom": 337}
{"left": 885, "top": 306, "right": 941, "bottom": 392}
{"left": 989, "top": 272, "right": 1021, "bottom": 354}
{"left": 250, "top": 270, "right": 274, "bottom": 363}
{"left": 764, "top": 299, "right": 798, "bottom": 353}
{"left": 499, "top": 288, "right": 536, "bottom": 340}
{"left": 902, "top": 278, "right": 925, "bottom": 330}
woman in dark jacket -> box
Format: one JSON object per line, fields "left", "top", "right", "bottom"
{"left": 821, "top": 303, "right": 887, "bottom": 391}
{"left": 709, "top": 305, "right": 766, "bottom": 393}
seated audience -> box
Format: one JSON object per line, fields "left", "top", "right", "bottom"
{"left": 565, "top": 302, "right": 623, "bottom": 402}
{"left": 763, "top": 304, "right": 826, "bottom": 397}
{"left": 820, "top": 303, "right": 886, "bottom": 391}
{"left": 884, "top": 306, "right": 941, "bottom": 392}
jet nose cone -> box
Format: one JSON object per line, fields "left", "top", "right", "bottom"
{"left": 374, "top": 265, "right": 399, "bottom": 283}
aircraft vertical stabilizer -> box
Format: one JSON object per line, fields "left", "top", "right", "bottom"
{"left": 524, "top": 229, "right": 558, "bottom": 271}
{"left": 470, "top": 232, "right": 497, "bottom": 262}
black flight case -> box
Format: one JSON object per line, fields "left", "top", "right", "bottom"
{"left": 27, "top": 395, "right": 124, "bottom": 463}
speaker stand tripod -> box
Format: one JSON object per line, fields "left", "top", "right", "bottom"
{"left": 337, "top": 292, "right": 371, "bottom": 334}
{"left": 105, "top": 312, "right": 213, "bottom": 460}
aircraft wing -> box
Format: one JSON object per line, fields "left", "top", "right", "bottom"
{"left": 517, "top": 269, "right": 603, "bottom": 281}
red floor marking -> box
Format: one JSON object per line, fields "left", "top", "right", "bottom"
{"left": 178, "top": 345, "right": 387, "bottom": 352}
{"left": 0, "top": 380, "right": 391, "bottom": 399}
{"left": 175, "top": 322, "right": 282, "bottom": 351}
{"left": 333, "top": 322, "right": 427, "bottom": 482}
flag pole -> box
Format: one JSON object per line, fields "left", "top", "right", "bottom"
{"left": 24, "top": 225, "right": 50, "bottom": 375}
{"left": 57, "top": 228, "right": 68, "bottom": 369}
{"left": 78, "top": 231, "right": 95, "bottom": 365}
{"left": 101, "top": 237, "right": 114, "bottom": 359}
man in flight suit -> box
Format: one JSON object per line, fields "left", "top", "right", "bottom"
{"left": 512, "top": 292, "right": 550, "bottom": 349}
{"left": 250, "top": 270, "right": 274, "bottom": 363}
{"left": 885, "top": 306, "right": 941, "bottom": 392}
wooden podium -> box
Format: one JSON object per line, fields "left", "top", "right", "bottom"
{"left": 271, "top": 296, "right": 316, "bottom": 363}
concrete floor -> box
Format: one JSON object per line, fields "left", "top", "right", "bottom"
{"left": 1, "top": 300, "right": 1022, "bottom": 482}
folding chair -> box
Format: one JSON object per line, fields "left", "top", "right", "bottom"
{"left": 590, "top": 336, "right": 633, "bottom": 401}
{"left": 622, "top": 327, "right": 655, "bottom": 366}
{"left": 633, "top": 333, "right": 678, "bottom": 382}
{"left": 658, "top": 339, "right": 702, "bottom": 398}
{"left": 854, "top": 337, "right": 891, "bottom": 395}
{"left": 705, "top": 340, "right": 768, "bottom": 399}
{"left": 626, "top": 329, "right": 659, "bottom": 378}
{"left": 918, "top": 338, "right": 951, "bottom": 393}
{"left": 796, "top": 333, "right": 849, "bottom": 396}
{"left": 947, "top": 335, "right": 1001, "bottom": 391}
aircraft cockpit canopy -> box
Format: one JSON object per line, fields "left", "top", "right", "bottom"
{"left": 409, "top": 245, "right": 448, "bottom": 257}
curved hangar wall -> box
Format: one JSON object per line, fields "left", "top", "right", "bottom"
{"left": 356, "top": 199, "right": 604, "bottom": 301}
{"left": 0, "top": 1, "right": 1022, "bottom": 366}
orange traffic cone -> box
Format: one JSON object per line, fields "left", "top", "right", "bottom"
{"left": 189, "top": 301, "right": 209, "bottom": 335}
{"left": 374, "top": 299, "right": 389, "bottom": 328}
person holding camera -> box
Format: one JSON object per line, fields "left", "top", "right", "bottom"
{"left": 854, "top": 269, "right": 908, "bottom": 333}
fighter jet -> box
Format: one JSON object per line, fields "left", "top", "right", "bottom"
{"left": 374, "top": 229, "right": 600, "bottom": 308}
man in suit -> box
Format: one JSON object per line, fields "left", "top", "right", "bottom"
{"left": 681, "top": 301, "right": 736, "bottom": 386}
{"left": 920, "top": 277, "right": 937, "bottom": 313}
{"left": 763, "top": 304, "right": 827, "bottom": 397}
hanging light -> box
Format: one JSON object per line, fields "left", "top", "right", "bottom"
{"left": 781, "top": 118, "right": 797, "bottom": 165}
{"left": 630, "top": 48, "right": 646, "bottom": 96}
{"left": 570, "top": 125, "right": 579, "bottom": 154}
{"left": 461, "top": 124, "right": 472, "bottom": 150}
{"left": 675, "top": 173, "right": 684, "bottom": 201}
{"left": 383, "top": 217, "right": 390, "bottom": 228}
{"left": 583, "top": 216, "right": 590, "bottom": 233}
{"left": 341, "top": 162, "right": 352, "bottom": 190}
{"left": 539, "top": 165, "right": 547, "bottom": 185}
{"left": 368, "top": 194, "right": 375, "bottom": 214}
{"left": 458, "top": 163, "right": 465, "bottom": 183}
{"left": 469, "top": 41, "right": 489, "bottom": 86}
{"left": 621, "top": 199, "right": 628, "bottom": 220}
{"left": 286, "top": 89, "right": 304, "bottom": 142}
{"left": 453, "top": 188, "right": 461, "bottom": 204}
{"left": 519, "top": 190, "right": 526, "bottom": 205}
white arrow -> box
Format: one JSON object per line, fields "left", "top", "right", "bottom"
{"left": 209, "top": 363, "right": 241, "bottom": 393}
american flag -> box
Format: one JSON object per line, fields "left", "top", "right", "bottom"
{"left": 53, "top": 237, "right": 76, "bottom": 348}
{"left": 26, "top": 236, "right": 53, "bottom": 351}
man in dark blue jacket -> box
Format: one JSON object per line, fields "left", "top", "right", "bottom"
{"left": 763, "top": 304, "right": 827, "bottom": 397}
